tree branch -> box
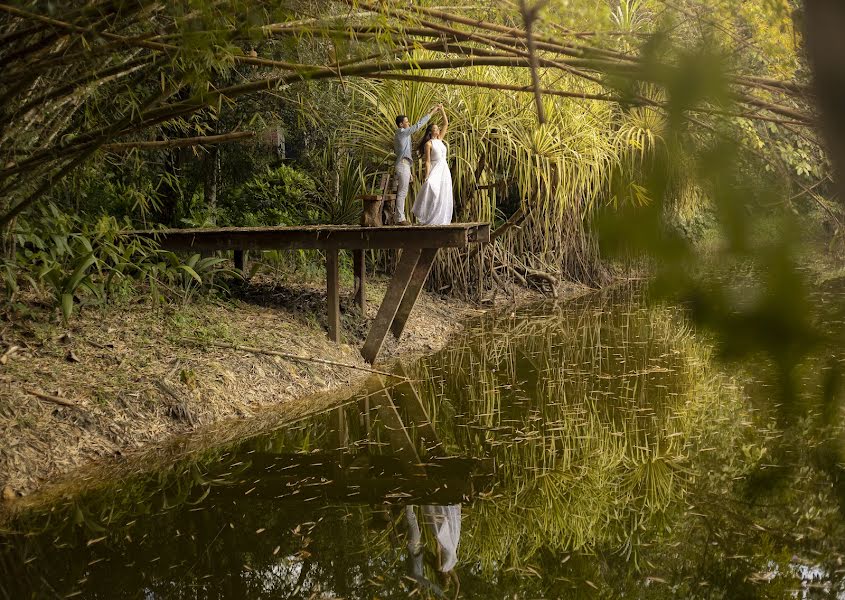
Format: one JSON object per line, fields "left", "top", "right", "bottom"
{"left": 101, "top": 130, "right": 255, "bottom": 152}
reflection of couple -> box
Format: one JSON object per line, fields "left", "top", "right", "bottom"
{"left": 371, "top": 501, "right": 461, "bottom": 597}
{"left": 393, "top": 104, "right": 453, "bottom": 226}
{"left": 403, "top": 503, "right": 461, "bottom": 596}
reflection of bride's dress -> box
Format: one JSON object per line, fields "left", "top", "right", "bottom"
{"left": 405, "top": 504, "right": 461, "bottom": 573}
{"left": 413, "top": 139, "right": 453, "bottom": 226}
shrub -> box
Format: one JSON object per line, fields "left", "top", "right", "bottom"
{"left": 223, "top": 164, "right": 319, "bottom": 227}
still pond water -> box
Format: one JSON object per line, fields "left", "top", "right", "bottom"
{"left": 2, "top": 280, "right": 844, "bottom": 599}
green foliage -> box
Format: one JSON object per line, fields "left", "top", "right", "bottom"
{"left": 222, "top": 164, "right": 319, "bottom": 227}
{"left": 5, "top": 204, "right": 236, "bottom": 320}
{"left": 308, "top": 146, "right": 367, "bottom": 225}
{"left": 62, "top": 164, "right": 165, "bottom": 227}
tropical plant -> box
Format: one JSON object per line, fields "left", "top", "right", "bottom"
{"left": 223, "top": 164, "right": 319, "bottom": 227}
{"left": 343, "top": 72, "right": 631, "bottom": 292}
{"left": 5, "top": 203, "right": 236, "bottom": 319}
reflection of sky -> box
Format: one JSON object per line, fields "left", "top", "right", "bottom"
{"left": 259, "top": 559, "right": 303, "bottom": 594}
{"left": 791, "top": 562, "right": 845, "bottom": 600}
{"left": 756, "top": 558, "right": 845, "bottom": 598}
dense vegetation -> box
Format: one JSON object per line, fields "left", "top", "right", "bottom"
{"left": 3, "top": 0, "right": 841, "bottom": 475}
{"left": 2, "top": 2, "right": 845, "bottom": 596}
{"left": 0, "top": 0, "right": 836, "bottom": 309}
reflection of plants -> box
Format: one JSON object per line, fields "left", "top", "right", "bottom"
{"left": 407, "top": 286, "right": 741, "bottom": 573}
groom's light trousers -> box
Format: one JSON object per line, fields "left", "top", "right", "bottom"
{"left": 394, "top": 159, "right": 412, "bottom": 223}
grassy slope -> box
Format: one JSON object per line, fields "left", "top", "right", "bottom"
{"left": 0, "top": 272, "right": 500, "bottom": 499}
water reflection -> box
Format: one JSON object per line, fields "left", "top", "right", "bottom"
{"left": 1, "top": 282, "right": 843, "bottom": 598}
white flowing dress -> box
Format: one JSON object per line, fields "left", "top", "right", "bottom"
{"left": 413, "top": 139, "right": 454, "bottom": 226}
{"left": 405, "top": 504, "right": 462, "bottom": 573}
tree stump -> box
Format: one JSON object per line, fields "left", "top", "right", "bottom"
{"left": 360, "top": 173, "right": 396, "bottom": 227}
{"left": 360, "top": 195, "right": 383, "bottom": 227}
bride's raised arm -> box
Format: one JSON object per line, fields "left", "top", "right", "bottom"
{"left": 439, "top": 105, "right": 448, "bottom": 138}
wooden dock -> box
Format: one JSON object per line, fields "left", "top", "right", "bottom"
{"left": 131, "top": 223, "right": 490, "bottom": 364}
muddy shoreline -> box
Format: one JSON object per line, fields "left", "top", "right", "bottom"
{"left": 0, "top": 274, "right": 593, "bottom": 511}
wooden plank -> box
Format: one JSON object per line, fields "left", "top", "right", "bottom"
{"left": 127, "top": 223, "right": 490, "bottom": 252}
{"left": 360, "top": 248, "right": 422, "bottom": 364}
{"left": 390, "top": 248, "right": 438, "bottom": 340}
{"left": 352, "top": 249, "right": 366, "bottom": 314}
{"left": 326, "top": 249, "right": 340, "bottom": 343}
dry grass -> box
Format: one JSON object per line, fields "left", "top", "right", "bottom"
{"left": 0, "top": 272, "right": 522, "bottom": 501}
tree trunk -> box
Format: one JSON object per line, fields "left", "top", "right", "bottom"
{"left": 803, "top": 0, "right": 845, "bottom": 206}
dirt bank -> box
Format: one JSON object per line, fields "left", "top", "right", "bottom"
{"left": 1, "top": 274, "right": 589, "bottom": 505}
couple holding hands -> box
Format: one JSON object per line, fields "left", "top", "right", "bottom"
{"left": 393, "top": 103, "right": 453, "bottom": 226}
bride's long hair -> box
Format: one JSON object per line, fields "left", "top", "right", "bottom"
{"left": 417, "top": 123, "right": 436, "bottom": 157}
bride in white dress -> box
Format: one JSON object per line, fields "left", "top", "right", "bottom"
{"left": 413, "top": 105, "right": 453, "bottom": 226}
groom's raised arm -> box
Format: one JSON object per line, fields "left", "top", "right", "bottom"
{"left": 399, "top": 107, "right": 435, "bottom": 136}
{"left": 404, "top": 113, "right": 431, "bottom": 135}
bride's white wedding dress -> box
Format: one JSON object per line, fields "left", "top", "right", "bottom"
{"left": 413, "top": 138, "right": 453, "bottom": 226}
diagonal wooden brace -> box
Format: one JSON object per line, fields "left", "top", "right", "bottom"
{"left": 370, "top": 377, "right": 425, "bottom": 475}
{"left": 390, "top": 247, "right": 438, "bottom": 340}
{"left": 360, "top": 248, "right": 422, "bottom": 364}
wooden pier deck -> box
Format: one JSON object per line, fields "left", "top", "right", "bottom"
{"left": 131, "top": 223, "right": 490, "bottom": 364}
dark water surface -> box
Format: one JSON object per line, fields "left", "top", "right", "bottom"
{"left": 2, "top": 280, "right": 844, "bottom": 599}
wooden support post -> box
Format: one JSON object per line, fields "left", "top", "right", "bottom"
{"left": 233, "top": 249, "right": 246, "bottom": 272}
{"left": 390, "top": 248, "right": 438, "bottom": 340}
{"left": 326, "top": 249, "right": 340, "bottom": 343}
{"left": 361, "top": 248, "right": 422, "bottom": 364}
{"left": 353, "top": 249, "right": 366, "bottom": 314}
{"left": 331, "top": 406, "right": 349, "bottom": 451}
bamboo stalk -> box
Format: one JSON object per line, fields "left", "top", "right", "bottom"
{"left": 519, "top": 0, "right": 550, "bottom": 125}
{"left": 101, "top": 130, "right": 255, "bottom": 152}
{"left": 364, "top": 73, "right": 615, "bottom": 103}
{"left": 180, "top": 338, "right": 407, "bottom": 379}
{"left": 25, "top": 389, "right": 77, "bottom": 408}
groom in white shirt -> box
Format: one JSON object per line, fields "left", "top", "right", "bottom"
{"left": 393, "top": 105, "right": 440, "bottom": 225}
